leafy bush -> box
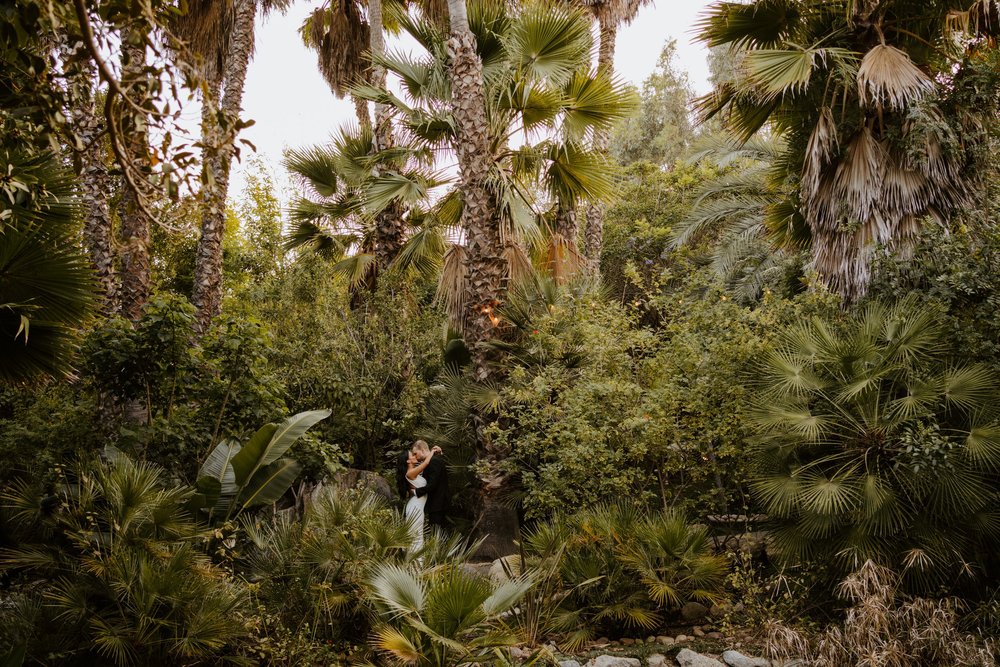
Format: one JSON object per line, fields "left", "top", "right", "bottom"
{"left": 490, "top": 277, "right": 837, "bottom": 521}
{"left": 0, "top": 456, "right": 247, "bottom": 665}
{"left": 752, "top": 298, "right": 1000, "bottom": 589}
{"left": 239, "top": 256, "right": 443, "bottom": 472}
{"left": 521, "top": 503, "right": 728, "bottom": 649}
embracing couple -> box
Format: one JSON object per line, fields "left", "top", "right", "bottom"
{"left": 396, "top": 440, "right": 450, "bottom": 551}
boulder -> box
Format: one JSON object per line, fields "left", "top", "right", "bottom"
{"left": 648, "top": 654, "right": 669, "bottom": 667}
{"left": 489, "top": 555, "right": 522, "bottom": 583}
{"left": 330, "top": 468, "right": 395, "bottom": 501}
{"left": 560, "top": 661, "right": 583, "bottom": 667}
{"left": 675, "top": 649, "right": 725, "bottom": 667}
{"left": 586, "top": 657, "right": 642, "bottom": 667}
{"left": 680, "top": 602, "right": 710, "bottom": 622}
{"left": 721, "top": 651, "right": 769, "bottom": 667}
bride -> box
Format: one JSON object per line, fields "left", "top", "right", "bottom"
{"left": 400, "top": 443, "right": 440, "bottom": 553}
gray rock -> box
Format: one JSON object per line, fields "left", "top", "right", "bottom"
{"left": 675, "top": 649, "right": 725, "bottom": 667}
{"left": 559, "top": 661, "right": 583, "bottom": 667}
{"left": 586, "top": 657, "right": 642, "bottom": 667}
{"left": 721, "top": 651, "right": 770, "bottom": 667}
{"left": 681, "top": 602, "right": 710, "bottom": 622}
{"left": 329, "top": 468, "right": 395, "bottom": 500}
{"left": 489, "top": 555, "right": 522, "bottom": 583}
{"left": 648, "top": 654, "right": 669, "bottom": 667}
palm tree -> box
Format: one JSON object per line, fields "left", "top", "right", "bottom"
{"left": 0, "top": 151, "right": 96, "bottom": 383}
{"left": 367, "top": 563, "right": 532, "bottom": 666}
{"left": 697, "top": 0, "right": 1000, "bottom": 301}
{"left": 300, "top": 0, "right": 373, "bottom": 128}
{"left": 1, "top": 455, "right": 247, "bottom": 664}
{"left": 364, "top": 2, "right": 634, "bottom": 351}
{"left": 442, "top": 0, "right": 506, "bottom": 370}
{"left": 357, "top": 1, "right": 633, "bottom": 558}
{"left": 751, "top": 298, "right": 1000, "bottom": 589}
{"left": 283, "top": 125, "right": 443, "bottom": 292}
{"left": 572, "top": 0, "right": 653, "bottom": 267}
{"left": 181, "top": 0, "right": 292, "bottom": 332}
{"left": 118, "top": 37, "right": 152, "bottom": 321}
{"left": 65, "top": 57, "right": 117, "bottom": 312}
{"left": 673, "top": 135, "right": 808, "bottom": 302}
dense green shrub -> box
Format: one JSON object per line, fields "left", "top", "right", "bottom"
{"left": 0, "top": 456, "right": 247, "bottom": 665}
{"left": 490, "top": 277, "right": 837, "bottom": 521}
{"left": 751, "top": 298, "right": 1000, "bottom": 590}
{"left": 239, "top": 256, "right": 443, "bottom": 472}
{"left": 521, "top": 503, "right": 728, "bottom": 649}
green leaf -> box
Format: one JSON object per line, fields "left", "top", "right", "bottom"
{"left": 238, "top": 458, "right": 303, "bottom": 508}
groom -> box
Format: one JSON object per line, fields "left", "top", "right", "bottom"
{"left": 412, "top": 440, "right": 450, "bottom": 530}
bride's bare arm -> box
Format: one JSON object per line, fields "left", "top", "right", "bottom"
{"left": 405, "top": 450, "right": 434, "bottom": 480}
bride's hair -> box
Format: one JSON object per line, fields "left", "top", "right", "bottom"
{"left": 395, "top": 450, "right": 410, "bottom": 499}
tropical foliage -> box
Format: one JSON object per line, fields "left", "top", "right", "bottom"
{"left": 752, "top": 298, "right": 1000, "bottom": 587}
{"left": 521, "top": 504, "right": 728, "bottom": 649}
{"left": 0, "top": 456, "right": 247, "bottom": 665}
{"left": 368, "top": 563, "right": 532, "bottom": 666}
{"left": 697, "top": 0, "right": 1000, "bottom": 299}
{"left": 4, "top": 0, "right": 1000, "bottom": 663}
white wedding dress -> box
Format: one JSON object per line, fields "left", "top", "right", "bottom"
{"left": 405, "top": 474, "right": 427, "bottom": 552}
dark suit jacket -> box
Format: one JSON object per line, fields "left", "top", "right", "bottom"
{"left": 415, "top": 456, "right": 449, "bottom": 514}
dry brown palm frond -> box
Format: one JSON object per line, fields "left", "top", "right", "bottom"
{"left": 857, "top": 44, "right": 935, "bottom": 110}
{"left": 437, "top": 244, "right": 468, "bottom": 331}
{"left": 173, "top": 0, "right": 233, "bottom": 83}
{"left": 302, "top": 1, "right": 371, "bottom": 98}
{"left": 503, "top": 243, "right": 535, "bottom": 286}
{"left": 832, "top": 125, "right": 884, "bottom": 225}
{"left": 545, "top": 233, "right": 586, "bottom": 283}
{"left": 947, "top": 0, "right": 1000, "bottom": 39}
{"left": 765, "top": 562, "right": 1000, "bottom": 666}
{"left": 801, "top": 106, "right": 838, "bottom": 204}
{"left": 577, "top": 0, "right": 653, "bottom": 27}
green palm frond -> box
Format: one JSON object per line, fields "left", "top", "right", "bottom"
{"left": 391, "top": 226, "right": 446, "bottom": 279}
{"left": 505, "top": 3, "right": 592, "bottom": 83}
{"left": 284, "top": 145, "right": 339, "bottom": 197}
{"left": 1, "top": 151, "right": 95, "bottom": 383}
{"left": 332, "top": 253, "right": 377, "bottom": 288}
{"left": 560, "top": 70, "right": 639, "bottom": 139}
{"left": 696, "top": 0, "right": 802, "bottom": 49}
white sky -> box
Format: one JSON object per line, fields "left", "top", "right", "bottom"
{"left": 227, "top": 0, "right": 714, "bottom": 199}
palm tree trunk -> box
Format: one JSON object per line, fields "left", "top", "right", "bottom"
{"left": 118, "top": 41, "right": 151, "bottom": 321}
{"left": 369, "top": 0, "right": 405, "bottom": 271}
{"left": 352, "top": 94, "right": 372, "bottom": 130}
{"left": 583, "top": 16, "right": 618, "bottom": 272}
{"left": 445, "top": 0, "right": 505, "bottom": 366}
{"left": 72, "top": 60, "right": 117, "bottom": 312}
{"left": 192, "top": 0, "right": 257, "bottom": 333}
{"left": 446, "top": 0, "right": 517, "bottom": 560}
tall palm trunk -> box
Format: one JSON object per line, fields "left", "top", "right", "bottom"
{"left": 192, "top": 0, "right": 257, "bottom": 332}
{"left": 72, "top": 60, "right": 117, "bottom": 312}
{"left": 583, "top": 16, "right": 618, "bottom": 271}
{"left": 118, "top": 41, "right": 151, "bottom": 321}
{"left": 369, "top": 0, "right": 405, "bottom": 270}
{"left": 446, "top": 0, "right": 517, "bottom": 560}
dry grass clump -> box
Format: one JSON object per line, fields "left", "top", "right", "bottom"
{"left": 764, "top": 561, "right": 998, "bottom": 667}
